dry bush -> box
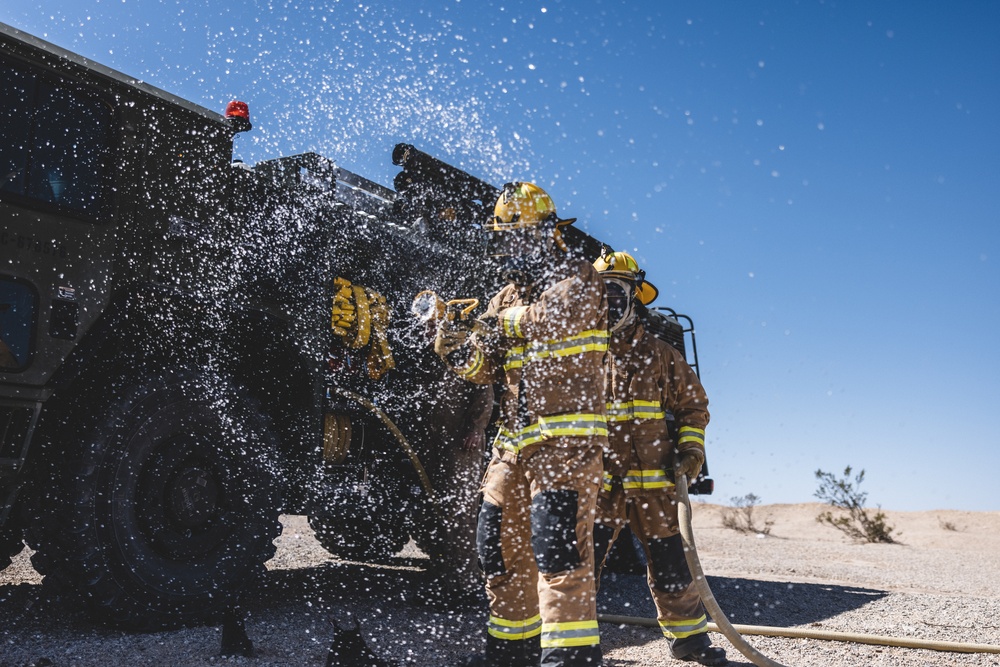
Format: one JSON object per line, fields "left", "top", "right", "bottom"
{"left": 814, "top": 466, "right": 896, "bottom": 543}
{"left": 720, "top": 493, "right": 774, "bottom": 535}
{"left": 938, "top": 518, "right": 960, "bottom": 532}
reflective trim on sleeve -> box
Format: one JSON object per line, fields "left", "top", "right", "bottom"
{"left": 503, "top": 329, "right": 610, "bottom": 371}
{"left": 678, "top": 425, "right": 705, "bottom": 447}
{"left": 501, "top": 306, "right": 529, "bottom": 338}
{"left": 455, "top": 348, "right": 485, "bottom": 379}
{"left": 487, "top": 614, "right": 543, "bottom": 641}
{"left": 494, "top": 413, "right": 608, "bottom": 454}
{"left": 658, "top": 615, "right": 708, "bottom": 639}
{"left": 602, "top": 471, "right": 613, "bottom": 493}
{"left": 622, "top": 468, "right": 674, "bottom": 491}
{"left": 606, "top": 399, "right": 665, "bottom": 423}
{"left": 540, "top": 620, "right": 601, "bottom": 648}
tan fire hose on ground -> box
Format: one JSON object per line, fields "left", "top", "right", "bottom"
{"left": 597, "top": 473, "right": 1000, "bottom": 662}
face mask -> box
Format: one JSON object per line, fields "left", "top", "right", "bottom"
{"left": 487, "top": 225, "right": 550, "bottom": 286}
{"left": 501, "top": 254, "right": 545, "bottom": 286}
{"left": 605, "top": 278, "right": 636, "bottom": 333}
{"left": 486, "top": 226, "right": 543, "bottom": 258}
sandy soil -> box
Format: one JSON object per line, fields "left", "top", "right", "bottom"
{"left": 2, "top": 502, "right": 999, "bottom": 666}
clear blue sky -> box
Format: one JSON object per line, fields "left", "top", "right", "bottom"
{"left": 4, "top": 1, "right": 998, "bottom": 511}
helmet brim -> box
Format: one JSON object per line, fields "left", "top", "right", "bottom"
{"left": 637, "top": 280, "right": 658, "bottom": 305}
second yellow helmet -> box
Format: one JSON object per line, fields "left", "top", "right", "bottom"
{"left": 593, "top": 250, "right": 659, "bottom": 305}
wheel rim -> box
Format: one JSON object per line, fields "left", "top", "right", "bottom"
{"left": 134, "top": 430, "right": 232, "bottom": 562}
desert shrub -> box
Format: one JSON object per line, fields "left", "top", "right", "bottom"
{"left": 721, "top": 493, "right": 774, "bottom": 535}
{"left": 814, "top": 466, "right": 896, "bottom": 543}
{"left": 938, "top": 518, "right": 959, "bottom": 532}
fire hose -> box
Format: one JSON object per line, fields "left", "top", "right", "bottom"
{"left": 326, "top": 385, "right": 440, "bottom": 508}
{"left": 597, "top": 473, "right": 1000, "bottom": 662}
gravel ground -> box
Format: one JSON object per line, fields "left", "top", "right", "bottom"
{"left": 2, "top": 504, "right": 999, "bottom": 667}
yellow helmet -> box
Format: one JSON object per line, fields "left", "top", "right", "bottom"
{"left": 491, "top": 182, "right": 555, "bottom": 229}
{"left": 594, "top": 250, "right": 659, "bottom": 305}
{"left": 488, "top": 182, "right": 576, "bottom": 254}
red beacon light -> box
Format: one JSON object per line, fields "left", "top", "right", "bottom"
{"left": 225, "top": 100, "right": 252, "bottom": 134}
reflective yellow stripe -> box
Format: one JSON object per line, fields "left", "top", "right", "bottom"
{"left": 494, "top": 413, "right": 608, "bottom": 453}
{"left": 488, "top": 614, "right": 542, "bottom": 640}
{"left": 502, "top": 306, "right": 529, "bottom": 338}
{"left": 540, "top": 620, "right": 600, "bottom": 648}
{"left": 602, "top": 471, "right": 613, "bottom": 493}
{"left": 633, "top": 400, "right": 666, "bottom": 420}
{"left": 606, "top": 399, "right": 665, "bottom": 423}
{"left": 455, "top": 348, "right": 485, "bottom": 379}
{"left": 658, "top": 615, "right": 708, "bottom": 639}
{"left": 678, "top": 425, "right": 705, "bottom": 446}
{"left": 622, "top": 468, "right": 674, "bottom": 491}
{"left": 503, "top": 329, "right": 609, "bottom": 371}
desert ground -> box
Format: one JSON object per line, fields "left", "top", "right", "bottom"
{"left": 2, "top": 502, "right": 999, "bottom": 667}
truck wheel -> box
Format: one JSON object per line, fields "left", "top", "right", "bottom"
{"left": 46, "top": 370, "right": 281, "bottom": 630}
{"left": 308, "top": 509, "right": 407, "bottom": 562}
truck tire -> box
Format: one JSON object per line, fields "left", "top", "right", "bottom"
{"left": 37, "top": 369, "right": 281, "bottom": 630}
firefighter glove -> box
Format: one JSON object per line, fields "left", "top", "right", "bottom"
{"left": 472, "top": 313, "right": 499, "bottom": 338}
{"left": 675, "top": 448, "right": 705, "bottom": 481}
{"left": 434, "top": 317, "right": 471, "bottom": 358}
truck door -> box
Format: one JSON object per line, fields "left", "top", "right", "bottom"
{"left": 0, "top": 52, "right": 117, "bottom": 390}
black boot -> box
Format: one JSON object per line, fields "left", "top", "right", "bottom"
{"left": 670, "top": 633, "right": 727, "bottom": 666}
{"left": 539, "top": 644, "right": 603, "bottom": 666}
{"left": 460, "top": 634, "right": 541, "bottom": 667}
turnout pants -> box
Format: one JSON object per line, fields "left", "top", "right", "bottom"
{"left": 477, "top": 443, "right": 604, "bottom": 667}
{"left": 593, "top": 484, "right": 709, "bottom": 643}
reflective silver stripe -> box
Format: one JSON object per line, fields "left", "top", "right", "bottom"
{"left": 502, "top": 306, "right": 528, "bottom": 338}
{"left": 622, "top": 468, "right": 673, "bottom": 490}
{"left": 632, "top": 401, "right": 665, "bottom": 420}
{"left": 494, "top": 414, "right": 608, "bottom": 453}
{"left": 503, "top": 329, "right": 609, "bottom": 371}
{"left": 606, "top": 399, "right": 665, "bottom": 423}
{"left": 488, "top": 614, "right": 542, "bottom": 640}
{"left": 658, "top": 615, "right": 708, "bottom": 639}
{"left": 678, "top": 425, "right": 705, "bottom": 446}
{"left": 540, "top": 620, "right": 600, "bottom": 648}
{"left": 606, "top": 403, "right": 632, "bottom": 421}
{"left": 455, "top": 348, "right": 485, "bottom": 379}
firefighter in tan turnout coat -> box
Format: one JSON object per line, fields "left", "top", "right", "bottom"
{"left": 593, "top": 251, "right": 727, "bottom": 666}
{"left": 436, "top": 182, "right": 609, "bottom": 667}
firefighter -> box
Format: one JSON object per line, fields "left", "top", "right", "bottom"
{"left": 435, "top": 182, "right": 609, "bottom": 667}
{"left": 592, "top": 251, "right": 727, "bottom": 666}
